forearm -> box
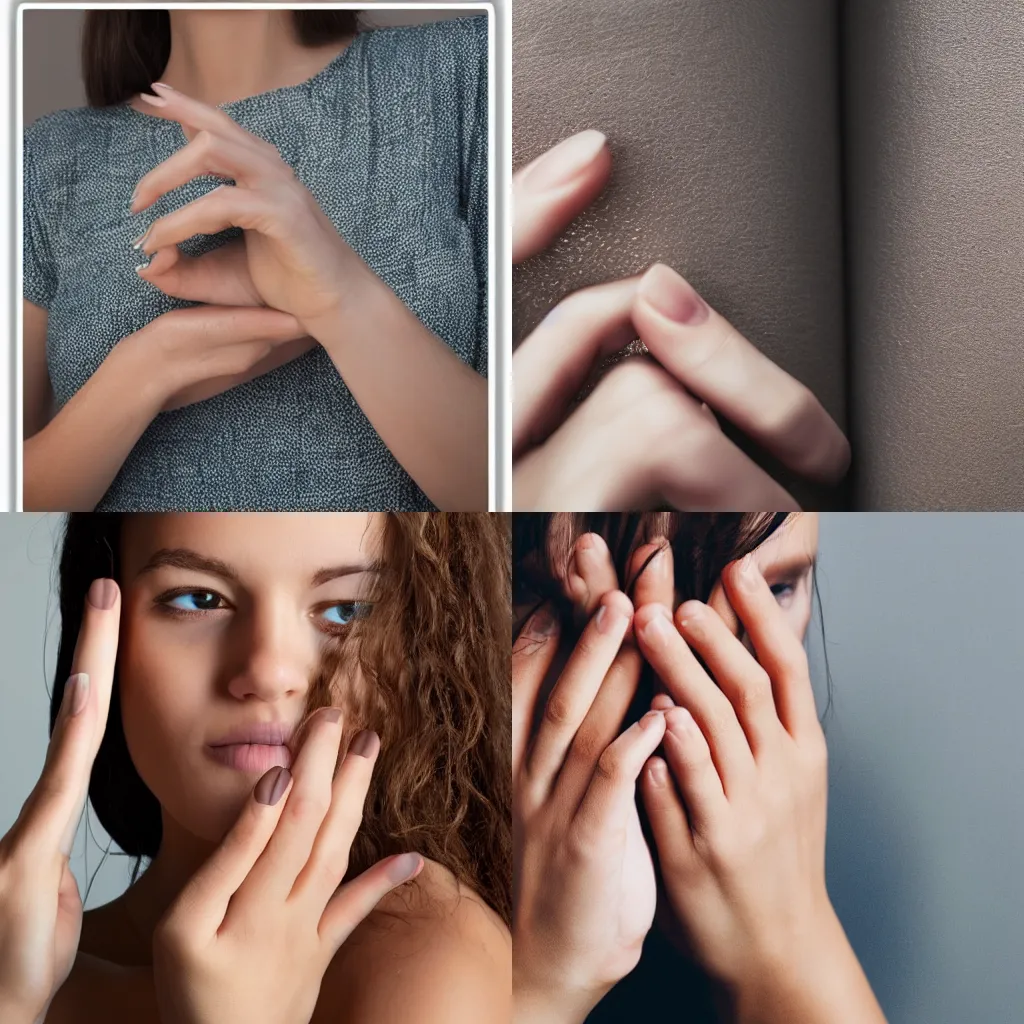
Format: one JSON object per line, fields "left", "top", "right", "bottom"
{"left": 513, "top": 979, "right": 599, "bottom": 1024}
{"left": 726, "top": 911, "right": 886, "bottom": 1024}
{"left": 23, "top": 338, "right": 166, "bottom": 511}
{"left": 306, "top": 272, "right": 489, "bottom": 511}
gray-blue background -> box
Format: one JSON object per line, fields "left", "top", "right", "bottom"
{"left": 0, "top": 512, "right": 1021, "bottom": 1022}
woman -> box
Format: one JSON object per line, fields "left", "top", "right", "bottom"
{"left": 512, "top": 513, "right": 886, "bottom": 1022}
{"left": 0, "top": 513, "right": 510, "bottom": 1023}
{"left": 23, "top": 10, "right": 488, "bottom": 512}
{"left": 511, "top": 135, "right": 850, "bottom": 510}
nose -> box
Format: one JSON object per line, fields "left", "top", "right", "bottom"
{"left": 225, "top": 594, "right": 313, "bottom": 703}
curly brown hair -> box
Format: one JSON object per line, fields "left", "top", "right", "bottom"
{"left": 49, "top": 513, "right": 511, "bottom": 929}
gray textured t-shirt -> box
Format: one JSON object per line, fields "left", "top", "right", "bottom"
{"left": 23, "top": 15, "right": 488, "bottom": 511}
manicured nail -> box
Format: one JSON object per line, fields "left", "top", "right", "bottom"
{"left": 386, "top": 852, "right": 423, "bottom": 883}
{"left": 522, "top": 130, "right": 607, "bottom": 192}
{"left": 138, "top": 91, "right": 168, "bottom": 107}
{"left": 87, "top": 578, "right": 117, "bottom": 609}
{"left": 648, "top": 759, "right": 668, "bottom": 787}
{"left": 151, "top": 81, "right": 173, "bottom": 92}
{"left": 738, "top": 555, "right": 761, "bottom": 589}
{"left": 349, "top": 730, "right": 379, "bottom": 758}
{"left": 595, "top": 601, "right": 626, "bottom": 634}
{"left": 639, "top": 264, "right": 710, "bottom": 326}
{"left": 324, "top": 708, "right": 342, "bottom": 724}
{"left": 130, "top": 227, "right": 152, "bottom": 251}
{"left": 63, "top": 673, "right": 90, "bottom": 718}
{"left": 255, "top": 766, "right": 290, "bottom": 805}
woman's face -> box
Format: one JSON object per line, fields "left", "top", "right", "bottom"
{"left": 117, "top": 513, "right": 382, "bottom": 843}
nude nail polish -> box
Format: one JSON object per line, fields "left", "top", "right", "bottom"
{"left": 522, "top": 130, "right": 607, "bottom": 192}
{"left": 640, "top": 264, "right": 710, "bottom": 326}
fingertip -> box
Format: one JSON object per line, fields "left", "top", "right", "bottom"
{"left": 387, "top": 852, "right": 424, "bottom": 884}
{"left": 645, "top": 756, "right": 669, "bottom": 789}
{"left": 86, "top": 578, "right": 118, "bottom": 611}
{"left": 650, "top": 692, "right": 674, "bottom": 712}
{"left": 634, "top": 602, "right": 672, "bottom": 644}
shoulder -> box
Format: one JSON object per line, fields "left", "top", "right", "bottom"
{"left": 360, "top": 15, "right": 487, "bottom": 90}
{"left": 313, "top": 858, "right": 511, "bottom": 1024}
{"left": 24, "top": 105, "right": 124, "bottom": 192}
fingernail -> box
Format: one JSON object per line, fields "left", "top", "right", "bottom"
{"left": 639, "top": 610, "right": 671, "bottom": 642}
{"left": 255, "top": 766, "right": 290, "bottom": 805}
{"left": 87, "top": 578, "right": 117, "bottom": 609}
{"left": 138, "top": 91, "right": 168, "bottom": 107}
{"left": 387, "top": 852, "right": 423, "bottom": 883}
{"left": 324, "top": 708, "right": 342, "bottom": 724}
{"left": 130, "top": 227, "right": 152, "bottom": 251}
{"left": 738, "top": 556, "right": 761, "bottom": 589}
{"left": 151, "top": 81, "right": 173, "bottom": 92}
{"left": 524, "top": 608, "right": 558, "bottom": 638}
{"left": 639, "top": 709, "right": 665, "bottom": 730}
{"left": 595, "top": 601, "right": 627, "bottom": 634}
{"left": 639, "top": 264, "right": 710, "bottom": 326}
{"left": 63, "top": 672, "right": 90, "bottom": 718}
{"left": 666, "top": 707, "right": 694, "bottom": 736}
{"left": 648, "top": 759, "right": 668, "bottom": 787}
{"left": 349, "top": 729, "right": 379, "bottom": 758}
{"left": 522, "top": 130, "right": 607, "bottom": 192}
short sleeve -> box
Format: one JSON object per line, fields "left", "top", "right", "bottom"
{"left": 463, "top": 15, "right": 489, "bottom": 378}
{"left": 23, "top": 123, "right": 58, "bottom": 309}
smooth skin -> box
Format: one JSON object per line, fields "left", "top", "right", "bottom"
{"left": 514, "top": 519, "right": 886, "bottom": 1024}
{"left": 512, "top": 131, "right": 851, "bottom": 510}
{"left": 0, "top": 580, "right": 421, "bottom": 1024}
{"left": 24, "top": 12, "right": 487, "bottom": 512}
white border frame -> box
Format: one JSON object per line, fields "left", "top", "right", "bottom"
{"left": 15, "top": 2, "right": 505, "bottom": 511}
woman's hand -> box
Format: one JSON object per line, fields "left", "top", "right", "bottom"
{"left": 635, "top": 559, "right": 885, "bottom": 1023}
{"left": 129, "top": 83, "right": 374, "bottom": 331}
{"left": 152, "top": 709, "right": 423, "bottom": 1024}
{"left": 125, "top": 305, "right": 316, "bottom": 412}
{"left": 139, "top": 237, "right": 263, "bottom": 308}
{"left": 0, "top": 580, "right": 120, "bottom": 1024}
{"left": 512, "top": 131, "right": 850, "bottom": 510}
{"left": 512, "top": 535, "right": 675, "bottom": 1024}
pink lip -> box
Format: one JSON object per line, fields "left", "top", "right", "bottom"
{"left": 206, "top": 743, "right": 293, "bottom": 773}
{"left": 207, "top": 720, "right": 298, "bottom": 772}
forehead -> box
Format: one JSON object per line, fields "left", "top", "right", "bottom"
{"left": 751, "top": 512, "right": 819, "bottom": 571}
{"left": 120, "top": 513, "right": 381, "bottom": 579}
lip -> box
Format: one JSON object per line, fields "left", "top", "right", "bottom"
{"left": 207, "top": 721, "right": 297, "bottom": 773}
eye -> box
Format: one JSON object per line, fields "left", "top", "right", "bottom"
{"left": 769, "top": 581, "right": 796, "bottom": 605}
{"left": 318, "top": 601, "right": 369, "bottom": 630}
{"left": 165, "top": 590, "right": 224, "bottom": 612}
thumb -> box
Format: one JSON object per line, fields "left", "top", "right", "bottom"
{"left": 318, "top": 853, "right": 424, "bottom": 953}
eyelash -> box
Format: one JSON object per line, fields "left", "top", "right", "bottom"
{"left": 154, "top": 589, "right": 370, "bottom": 635}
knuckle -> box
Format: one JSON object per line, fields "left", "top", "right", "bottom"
{"left": 733, "top": 667, "right": 772, "bottom": 715}
{"left": 542, "top": 691, "right": 573, "bottom": 728}
{"left": 286, "top": 790, "right": 330, "bottom": 824}
{"left": 568, "top": 727, "right": 606, "bottom": 767}
{"left": 594, "top": 745, "right": 624, "bottom": 785}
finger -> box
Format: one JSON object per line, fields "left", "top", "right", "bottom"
{"left": 722, "top": 558, "right": 820, "bottom": 739}
{"left": 167, "top": 764, "right": 292, "bottom": 937}
{"left": 511, "top": 606, "right": 561, "bottom": 781}
{"left": 244, "top": 708, "right": 345, "bottom": 901}
{"left": 293, "top": 729, "right": 380, "bottom": 907}
{"left": 512, "top": 276, "right": 641, "bottom": 456}
{"left": 628, "top": 541, "right": 674, "bottom": 615}
{"left": 633, "top": 264, "right": 851, "bottom": 483}
{"left": 650, "top": 693, "right": 674, "bottom": 712}
{"left": 674, "top": 600, "right": 784, "bottom": 756}
{"left": 512, "top": 130, "right": 611, "bottom": 263}
{"left": 318, "top": 851, "right": 424, "bottom": 953}
{"left": 556, "top": 643, "right": 643, "bottom": 815}
{"left": 132, "top": 82, "right": 263, "bottom": 148}
{"left": 573, "top": 709, "right": 667, "bottom": 842}
{"left": 137, "top": 243, "right": 262, "bottom": 307}
{"left": 135, "top": 186, "right": 266, "bottom": 256}
{"left": 17, "top": 580, "right": 121, "bottom": 857}
{"left": 131, "top": 131, "right": 285, "bottom": 214}
{"left": 525, "top": 591, "right": 632, "bottom": 800}
{"left": 566, "top": 532, "right": 619, "bottom": 621}
{"left": 659, "top": 705, "right": 726, "bottom": 835}
{"left": 633, "top": 604, "right": 755, "bottom": 797}
{"left": 658, "top": 417, "right": 801, "bottom": 512}
{"left": 641, "top": 755, "right": 696, "bottom": 873}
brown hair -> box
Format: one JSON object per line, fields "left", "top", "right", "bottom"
{"left": 49, "top": 513, "right": 511, "bottom": 929}
{"left": 81, "top": 10, "right": 359, "bottom": 107}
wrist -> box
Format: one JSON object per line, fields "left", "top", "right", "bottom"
{"left": 113, "top": 328, "right": 177, "bottom": 414}
{"left": 513, "top": 975, "right": 604, "bottom": 1024}
{"left": 299, "top": 262, "right": 388, "bottom": 345}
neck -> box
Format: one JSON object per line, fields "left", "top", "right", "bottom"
{"left": 158, "top": 10, "right": 353, "bottom": 107}
{"left": 119, "top": 813, "right": 219, "bottom": 958}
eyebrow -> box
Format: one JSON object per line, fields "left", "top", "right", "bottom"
{"left": 763, "top": 551, "right": 818, "bottom": 578}
{"left": 136, "top": 548, "right": 376, "bottom": 587}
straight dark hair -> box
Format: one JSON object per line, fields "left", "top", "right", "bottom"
{"left": 82, "top": 10, "right": 359, "bottom": 107}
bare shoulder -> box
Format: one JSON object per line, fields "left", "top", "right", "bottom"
{"left": 313, "top": 858, "right": 511, "bottom": 1024}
